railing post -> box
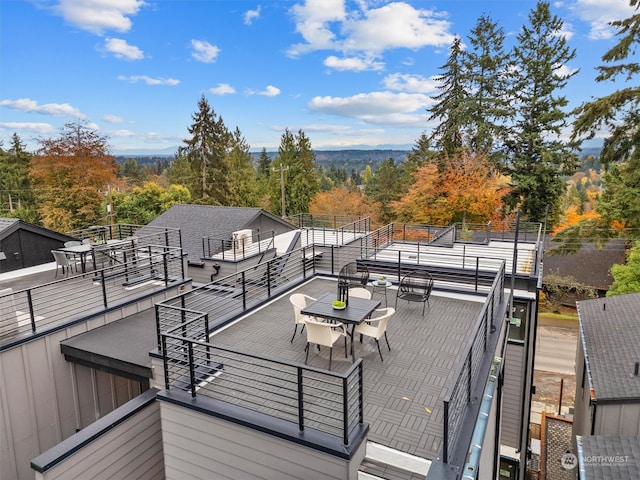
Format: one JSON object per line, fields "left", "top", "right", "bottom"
{"left": 397, "top": 250, "right": 402, "bottom": 283}
{"left": 342, "top": 376, "right": 349, "bottom": 446}
{"left": 358, "top": 363, "right": 364, "bottom": 424}
{"left": 163, "top": 249, "right": 169, "bottom": 286}
{"left": 24, "top": 289, "right": 37, "bottom": 333}
{"left": 297, "top": 367, "right": 304, "bottom": 432}
{"left": 188, "top": 340, "right": 196, "bottom": 398}
{"left": 241, "top": 271, "right": 247, "bottom": 309}
{"left": 443, "top": 400, "right": 449, "bottom": 463}
{"left": 467, "top": 349, "right": 473, "bottom": 403}
{"left": 162, "top": 334, "right": 170, "bottom": 390}
{"left": 475, "top": 257, "right": 479, "bottom": 292}
{"left": 100, "top": 270, "right": 108, "bottom": 308}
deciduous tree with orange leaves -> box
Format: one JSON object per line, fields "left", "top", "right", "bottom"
{"left": 391, "top": 151, "right": 508, "bottom": 225}
{"left": 29, "top": 121, "right": 118, "bottom": 231}
{"left": 309, "top": 185, "right": 378, "bottom": 220}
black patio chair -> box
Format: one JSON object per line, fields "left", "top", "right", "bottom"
{"left": 338, "top": 262, "right": 370, "bottom": 288}
{"left": 395, "top": 270, "right": 433, "bottom": 316}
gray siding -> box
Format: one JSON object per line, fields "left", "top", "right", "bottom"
{"left": 0, "top": 287, "right": 182, "bottom": 480}
{"left": 595, "top": 404, "right": 640, "bottom": 436}
{"left": 160, "top": 401, "right": 366, "bottom": 480}
{"left": 501, "top": 342, "right": 525, "bottom": 448}
{"left": 34, "top": 398, "right": 164, "bottom": 480}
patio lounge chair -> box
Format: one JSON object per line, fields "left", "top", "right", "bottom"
{"left": 395, "top": 270, "right": 433, "bottom": 316}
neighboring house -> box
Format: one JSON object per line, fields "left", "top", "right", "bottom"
{"left": 145, "top": 204, "right": 296, "bottom": 282}
{"left": 575, "top": 435, "right": 640, "bottom": 479}
{"left": 0, "top": 218, "right": 75, "bottom": 273}
{"left": 0, "top": 219, "right": 544, "bottom": 480}
{"left": 543, "top": 236, "right": 627, "bottom": 296}
{"left": 573, "top": 293, "right": 640, "bottom": 463}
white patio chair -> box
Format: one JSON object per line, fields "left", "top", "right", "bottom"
{"left": 304, "top": 318, "right": 348, "bottom": 370}
{"left": 348, "top": 287, "right": 372, "bottom": 299}
{"left": 354, "top": 307, "right": 395, "bottom": 361}
{"left": 51, "top": 250, "right": 77, "bottom": 278}
{"left": 289, "top": 293, "right": 316, "bottom": 342}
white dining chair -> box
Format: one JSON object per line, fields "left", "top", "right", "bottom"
{"left": 304, "top": 318, "right": 348, "bottom": 370}
{"left": 289, "top": 293, "right": 316, "bottom": 342}
{"left": 354, "top": 307, "right": 395, "bottom": 361}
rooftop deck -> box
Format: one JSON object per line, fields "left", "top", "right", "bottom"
{"left": 207, "top": 276, "right": 486, "bottom": 460}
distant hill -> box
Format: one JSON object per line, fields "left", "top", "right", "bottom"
{"left": 114, "top": 149, "right": 410, "bottom": 171}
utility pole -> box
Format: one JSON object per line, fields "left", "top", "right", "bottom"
{"left": 273, "top": 163, "right": 289, "bottom": 218}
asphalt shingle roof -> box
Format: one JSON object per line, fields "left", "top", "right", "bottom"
{"left": 577, "top": 435, "right": 640, "bottom": 480}
{"left": 577, "top": 293, "right": 640, "bottom": 401}
{"left": 144, "top": 204, "right": 281, "bottom": 260}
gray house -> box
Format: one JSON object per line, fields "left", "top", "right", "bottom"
{"left": 1, "top": 219, "right": 544, "bottom": 480}
{"left": 145, "top": 204, "right": 296, "bottom": 282}
{"left": 573, "top": 293, "right": 640, "bottom": 478}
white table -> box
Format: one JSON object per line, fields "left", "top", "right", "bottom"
{"left": 370, "top": 279, "right": 392, "bottom": 307}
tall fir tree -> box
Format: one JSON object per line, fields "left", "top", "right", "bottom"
{"left": 270, "top": 129, "right": 319, "bottom": 216}
{"left": 428, "top": 37, "right": 468, "bottom": 160}
{"left": 182, "top": 95, "right": 231, "bottom": 205}
{"left": 504, "top": 1, "right": 579, "bottom": 223}
{"left": 0, "top": 133, "right": 38, "bottom": 222}
{"left": 365, "top": 158, "right": 405, "bottom": 224}
{"left": 463, "top": 14, "right": 512, "bottom": 158}
{"left": 227, "top": 127, "right": 260, "bottom": 207}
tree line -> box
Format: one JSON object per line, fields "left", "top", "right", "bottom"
{"left": 1, "top": 1, "right": 638, "bottom": 293}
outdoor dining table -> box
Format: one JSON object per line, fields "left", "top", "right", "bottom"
{"left": 59, "top": 243, "right": 92, "bottom": 274}
{"left": 301, "top": 292, "right": 380, "bottom": 361}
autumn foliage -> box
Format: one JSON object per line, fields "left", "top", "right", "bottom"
{"left": 309, "top": 185, "right": 377, "bottom": 219}
{"left": 391, "top": 152, "right": 509, "bottom": 225}
{"left": 29, "top": 122, "right": 118, "bottom": 231}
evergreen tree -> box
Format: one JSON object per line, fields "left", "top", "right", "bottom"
{"left": 572, "top": 0, "right": 639, "bottom": 168}
{"left": 269, "top": 129, "right": 319, "bottom": 216}
{"left": 428, "top": 37, "right": 468, "bottom": 159}
{"left": 120, "top": 158, "right": 147, "bottom": 186}
{"left": 463, "top": 14, "right": 512, "bottom": 158}
{"left": 256, "top": 148, "right": 272, "bottom": 179}
{"left": 504, "top": 1, "right": 579, "bottom": 223}
{"left": 0, "top": 133, "right": 37, "bottom": 221}
{"left": 365, "top": 158, "right": 404, "bottom": 224}
{"left": 182, "top": 95, "right": 231, "bottom": 204}
{"left": 227, "top": 127, "right": 260, "bottom": 207}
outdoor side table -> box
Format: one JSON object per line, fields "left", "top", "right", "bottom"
{"left": 370, "top": 279, "right": 392, "bottom": 307}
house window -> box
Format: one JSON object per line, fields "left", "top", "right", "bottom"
{"left": 508, "top": 302, "right": 528, "bottom": 343}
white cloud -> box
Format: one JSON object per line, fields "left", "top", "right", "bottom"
{"left": 258, "top": 85, "right": 281, "bottom": 97}
{"left": 0, "top": 122, "right": 56, "bottom": 135}
{"left": 103, "top": 38, "right": 144, "bottom": 60}
{"left": 383, "top": 73, "right": 438, "bottom": 93}
{"left": 191, "top": 39, "right": 220, "bottom": 63}
{"left": 308, "top": 91, "right": 432, "bottom": 126}
{"left": 0, "top": 98, "right": 87, "bottom": 118}
{"left": 287, "top": 0, "right": 346, "bottom": 56}
{"left": 554, "top": 64, "right": 579, "bottom": 79}
{"left": 52, "top": 0, "right": 146, "bottom": 35}
{"left": 209, "top": 83, "right": 236, "bottom": 95}
{"left": 103, "top": 114, "right": 125, "bottom": 123}
{"left": 244, "top": 6, "right": 261, "bottom": 25}
{"left": 288, "top": 1, "right": 455, "bottom": 56}
{"left": 570, "top": 0, "right": 637, "bottom": 40}
{"left": 323, "top": 55, "right": 384, "bottom": 71}
{"left": 117, "top": 75, "right": 180, "bottom": 86}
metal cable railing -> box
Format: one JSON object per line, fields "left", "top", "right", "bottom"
{"left": 0, "top": 245, "right": 185, "bottom": 348}
{"left": 441, "top": 261, "right": 506, "bottom": 463}
{"left": 160, "top": 313, "right": 364, "bottom": 445}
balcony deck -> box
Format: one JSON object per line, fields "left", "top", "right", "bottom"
{"left": 202, "top": 276, "right": 485, "bottom": 461}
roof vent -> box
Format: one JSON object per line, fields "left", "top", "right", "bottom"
{"left": 603, "top": 302, "right": 606, "bottom": 311}
{"left": 634, "top": 362, "right": 639, "bottom": 377}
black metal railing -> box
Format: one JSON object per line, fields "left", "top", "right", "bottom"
{"left": 285, "top": 213, "right": 369, "bottom": 231}
{"left": 201, "top": 230, "right": 276, "bottom": 261}
{"left": 0, "top": 245, "right": 185, "bottom": 348}
{"left": 160, "top": 314, "right": 365, "bottom": 445}
{"left": 66, "top": 224, "right": 182, "bottom": 251}
{"left": 441, "top": 261, "right": 506, "bottom": 463}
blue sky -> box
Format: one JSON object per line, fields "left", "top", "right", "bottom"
{"left": 1, "top": 0, "right": 636, "bottom": 155}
